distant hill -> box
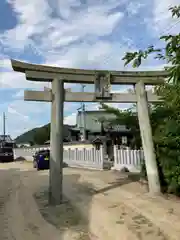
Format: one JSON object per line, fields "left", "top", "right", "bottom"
{"left": 15, "top": 123, "right": 74, "bottom": 145}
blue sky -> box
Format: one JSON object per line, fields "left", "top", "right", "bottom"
{"left": 0, "top": 0, "right": 179, "bottom": 139}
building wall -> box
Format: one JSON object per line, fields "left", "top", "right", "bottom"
{"left": 76, "top": 111, "right": 127, "bottom": 132}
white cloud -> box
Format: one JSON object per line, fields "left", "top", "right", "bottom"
{"left": 1, "top": 0, "right": 124, "bottom": 54}
{"left": 0, "top": 57, "right": 12, "bottom": 70}
{"left": 126, "top": 2, "right": 145, "bottom": 16}
{"left": 0, "top": 0, "right": 127, "bottom": 90}
{"left": 44, "top": 40, "right": 134, "bottom": 70}
{"left": 1, "top": 0, "right": 51, "bottom": 50}
{"left": 0, "top": 71, "right": 51, "bottom": 89}
{"left": 64, "top": 112, "right": 77, "bottom": 125}
{"left": 150, "top": 0, "right": 180, "bottom": 35}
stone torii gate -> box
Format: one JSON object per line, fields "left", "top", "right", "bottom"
{"left": 11, "top": 59, "right": 168, "bottom": 204}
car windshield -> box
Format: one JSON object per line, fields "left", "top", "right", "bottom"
{"left": 37, "top": 150, "right": 49, "bottom": 155}
{"left": 0, "top": 142, "right": 13, "bottom": 153}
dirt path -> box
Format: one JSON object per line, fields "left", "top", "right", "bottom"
{"left": 0, "top": 163, "right": 61, "bottom": 239}
{"left": 0, "top": 162, "right": 180, "bottom": 239}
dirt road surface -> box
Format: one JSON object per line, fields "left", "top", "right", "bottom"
{"left": 0, "top": 162, "right": 180, "bottom": 240}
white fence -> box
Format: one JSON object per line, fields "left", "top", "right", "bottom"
{"left": 64, "top": 147, "right": 104, "bottom": 170}
{"left": 13, "top": 146, "right": 104, "bottom": 170}
{"left": 14, "top": 146, "right": 50, "bottom": 162}
{"left": 13, "top": 145, "right": 144, "bottom": 172}
{"left": 113, "top": 146, "right": 144, "bottom": 172}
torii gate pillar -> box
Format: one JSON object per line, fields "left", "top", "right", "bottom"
{"left": 135, "top": 81, "right": 161, "bottom": 194}
{"left": 49, "top": 79, "right": 64, "bottom": 204}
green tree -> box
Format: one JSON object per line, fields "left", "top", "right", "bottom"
{"left": 122, "top": 5, "right": 180, "bottom": 195}
{"left": 122, "top": 5, "right": 180, "bottom": 84}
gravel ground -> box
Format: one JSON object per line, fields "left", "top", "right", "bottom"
{"left": 0, "top": 162, "right": 180, "bottom": 240}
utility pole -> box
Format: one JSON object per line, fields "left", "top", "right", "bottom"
{"left": 81, "top": 85, "right": 86, "bottom": 141}
{"left": 3, "top": 112, "right": 6, "bottom": 141}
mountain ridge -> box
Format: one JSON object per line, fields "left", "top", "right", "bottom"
{"left": 15, "top": 123, "right": 74, "bottom": 145}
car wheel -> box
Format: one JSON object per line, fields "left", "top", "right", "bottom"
{"left": 37, "top": 164, "right": 40, "bottom": 171}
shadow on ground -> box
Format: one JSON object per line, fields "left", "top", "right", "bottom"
{"left": 94, "top": 171, "right": 141, "bottom": 195}
{"left": 31, "top": 168, "right": 142, "bottom": 239}
{"left": 14, "top": 156, "right": 26, "bottom": 162}
{"left": 33, "top": 173, "right": 94, "bottom": 239}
